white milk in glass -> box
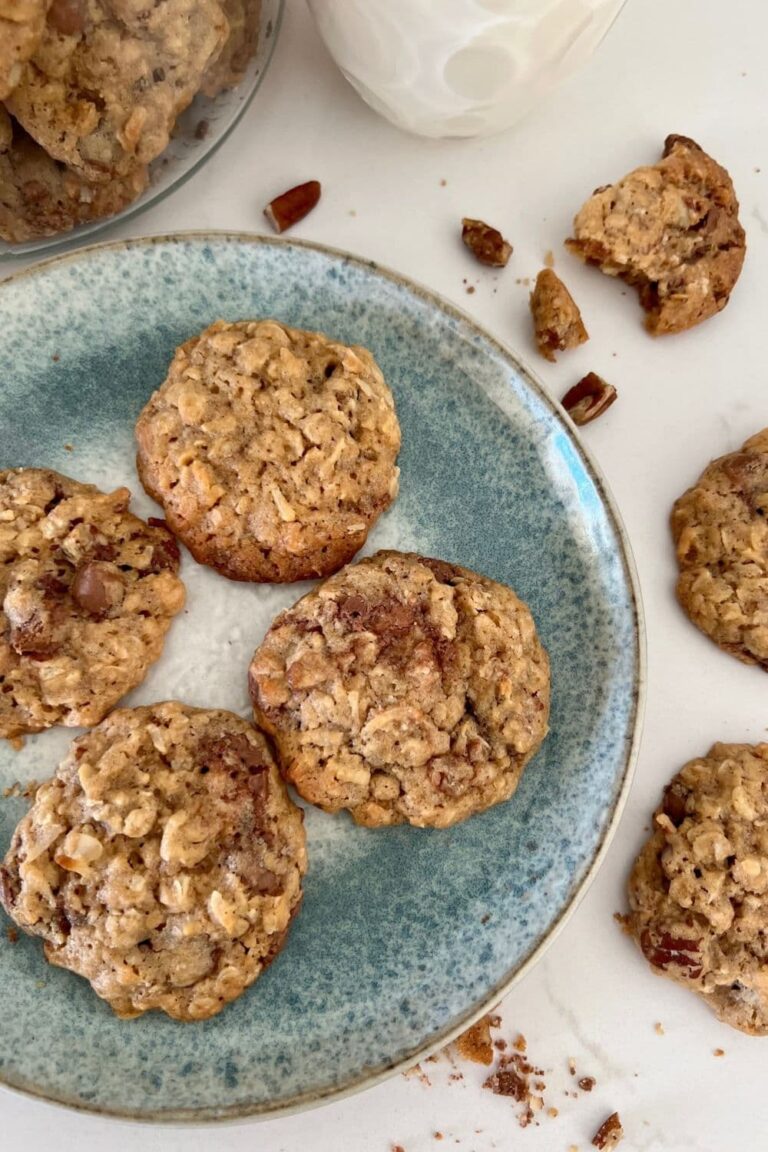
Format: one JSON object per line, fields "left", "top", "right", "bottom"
{"left": 307, "top": 0, "right": 627, "bottom": 138}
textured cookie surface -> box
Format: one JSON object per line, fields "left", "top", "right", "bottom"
{"left": 0, "top": 107, "right": 148, "bottom": 243}
{"left": 0, "top": 468, "right": 185, "bottom": 738}
{"left": 136, "top": 319, "right": 401, "bottom": 583}
{"left": 566, "top": 134, "right": 745, "bottom": 334}
{"left": 671, "top": 428, "right": 768, "bottom": 667}
{"left": 202, "top": 0, "right": 260, "bottom": 96}
{"left": 0, "top": 702, "right": 307, "bottom": 1019}
{"left": 627, "top": 742, "right": 768, "bottom": 1035}
{"left": 529, "top": 268, "right": 588, "bottom": 362}
{"left": 249, "top": 550, "right": 550, "bottom": 828}
{"left": 6, "top": 0, "right": 228, "bottom": 181}
{"left": 0, "top": 0, "right": 49, "bottom": 99}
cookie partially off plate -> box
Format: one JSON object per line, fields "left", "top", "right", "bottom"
{"left": 0, "top": 233, "right": 643, "bottom": 1120}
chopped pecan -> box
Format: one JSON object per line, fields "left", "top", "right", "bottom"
{"left": 592, "top": 1112, "right": 624, "bottom": 1149}
{"left": 461, "top": 218, "right": 513, "bottom": 267}
{"left": 455, "top": 1015, "right": 494, "bottom": 1065}
{"left": 640, "top": 928, "right": 703, "bottom": 977}
{"left": 562, "top": 372, "right": 617, "bottom": 426}
{"left": 48, "top": 0, "right": 87, "bottom": 34}
{"left": 265, "top": 181, "right": 321, "bottom": 233}
{"left": 147, "top": 520, "right": 181, "bottom": 572}
{"left": 662, "top": 780, "right": 689, "bottom": 827}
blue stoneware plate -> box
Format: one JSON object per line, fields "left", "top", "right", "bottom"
{"left": 0, "top": 1, "right": 283, "bottom": 260}
{"left": 0, "top": 233, "right": 644, "bottom": 1121}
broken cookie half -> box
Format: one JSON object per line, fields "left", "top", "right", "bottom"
{"left": 566, "top": 134, "right": 746, "bottom": 335}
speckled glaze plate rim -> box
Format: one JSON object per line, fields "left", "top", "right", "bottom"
{"left": 0, "top": 232, "right": 646, "bottom": 1125}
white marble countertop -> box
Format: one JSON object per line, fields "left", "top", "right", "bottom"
{"left": 4, "top": 1, "right": 768, "bottom": 1148}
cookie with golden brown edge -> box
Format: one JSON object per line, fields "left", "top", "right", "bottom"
{"left": 671, "top": 428, "right": 768, "bottom": 668}
{"left": 566, "top": 134, "right": 745, "bottom": 334}
{"left": 626, "top": 742, "right": 768, "bottom": 1035}
{"left": 249, "top": 550, "right": 550, "bottom": 828}
{"left": 136, "top": 319, "right": 401, "bottom": 583}
{"left": 0, "top": 702, "right": 307, "bottom": 1019}
{"left": 0, "top": 468, "right": 184, "bottom": 738}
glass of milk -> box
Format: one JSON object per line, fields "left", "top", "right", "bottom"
{"left": 306, "top": 0, "right": 628, "bottom": 138}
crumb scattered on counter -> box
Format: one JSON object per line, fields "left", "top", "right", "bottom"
{"left": 578, "top": 1077, "right": 596, "bottom": 1092}
{"left": 568, "top": 1057, "right": 577, "bottom": 1076}
{"left": 655, "top": 1022, "right": 665, "bottom": 1036}
{"left": 544, "top": 249, "right": 555, "bottom": 267}
{"left": 434, "top": 1133, "right": 443, "bottom": 1141}
{"left": 484, "top": 1049, "right": 546, "bottom": 1128}
{"left": 547, "top": 1106, "right": 559, "bottom": 1118}
{"left": 403, "top": 1063, "right": 431, "bottom": 1087}
{"left": 440, "top": 179, "right": 447, "bottom": 187}
{"left": 513, "top": 1033, "right": 527, "bottom": 1053}
{"left": 456, "top": 1015, "right": 495, "bottom": 1065}
{"left": 392, "top": 1145, "right": 406, "bottom": 1152}
{"left": 713, "top": 1048, "right": 725, "bottom": 1057}
{"left": 466, "top": 286, "right": 475, "bottom": 294}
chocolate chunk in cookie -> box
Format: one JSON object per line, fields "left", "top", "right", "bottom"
{"left": 249, "top": 550, "right": 550, "bottom": 828}
{"left": 136, "top": 320, "right": 401, "bottom": 583}
{"left": 566, "top": 135, "right": 746, "bottom": 334}
{"left": 6, "top": 0, "right": 228, "bottom": 182}
{"left": 0, "top": 107, "right": 148, "bottom": 243}
{"left": 529, "top": 269, "right": 588, "bottom": 362}
{"left": 0, "top": 703, "right": 307, "bottom": 1019}
{"left": 627, "top": 742, "right": 768, "bottom": 1035}
{"left": 671, "top": 428, "right": 768, "bottom": 668}
{"left": 0, "top": 468, "right": 185, "bottom": 738}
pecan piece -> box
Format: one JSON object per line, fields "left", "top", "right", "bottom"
{"left": 48, "top": 0, "right": 86, "bottom": 35}
{"left": 592, "top": 1112, "right": 624, "bottom": 1149}
{"left": 562, "top": 372, "right": 617, "bottom": 426}
{"left": 661, "top": 779, "right": 689, "bottom": 827}
{"left": 264, "top": 181, "right": 321, "bottom": 233}
{"left": 639, "top": 928, "right": 703, "bottom": 977}
{"left": 461, "top": 218, "right": 512, "bottom": 267}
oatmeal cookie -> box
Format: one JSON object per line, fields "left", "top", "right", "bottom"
{"left": 627, "top": 742, "right": 768, "bottom": 1035}
{"left": 0, "top": 702, "right": 307, "bottom": 1019}
{"left": 249, "top": 550, "right": 550, "bottom": 828}
{"left": 202, "top": 0, "right": 260, "bottom": 97}
{"left": 529, "top": 269, "right": 588, "bottom": 361}
{"left": 0, "top": 0, "right": 49, "bottom": 99}
{"left": 671, "top": 428, "right": 768, "bottom": 667}
{"left": 136, "top": 320, "right": 401, "bottom": 584}
{"left": 0, "top": 468, "right": 185, "bottom": 739}
{"left": 0, "top": 107, "right": 148, "bottom": 243}
{"left": 566, "top": 134, "right": 746, "bottom": 334}
{"left": 6, "top": 0, "right": 228, "bottom": 182}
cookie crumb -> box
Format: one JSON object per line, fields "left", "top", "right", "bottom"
{"left": 713, "top": 1048, "right": 725, "bottom": 1057}
{"left": 568, "top": 1057, "right": 577, "bottom": 1076}
{"left": 513, "top": 1033, "right": 527, "bottom": 1053}
{"left": 63, "top": 443, "right": 74, "bottom": 452}
{"left": 461, "top": 218, "right": 513, "bottom": 267}
{"left": 194, "top": 119, "right": 209, "bottom": 140}
{"left": 544, "top": 249, "right": 555, "bottom": 268}
{"left": 6, "top": 926, "right": 18, "bottom": 943}
{"left": 456, "top": 1015, "right": 494, "bottom": 1064}
{"left": 654, "top": 1022, "right": 665, "bottom": 1035}
{"left": 392, "top": 1145, "right": 406, "bottom": 1152}
{"left": 480, "top": 913, "right": 491, "bottom": 924}
{"left": 547, "top": 1107, "right": 559, "bottom": 1118}
{"left": 348, "top": 209, "right": 357, "bottom": 217}
{"left": 8, "top": 736, "right": 24, "bottom": 751}
{"left": 52, "top": 353, "right": 60, "bottom": 362}
{"left": 440, "top": 179, "right": 448, "bottom": 187}
{"left": 403, "top": 1062, "right": 431, "bottom": 1087}
{"left": 578, "top": 1076, "right": 596, "bottom": 1092}
{"left": 494, "top": 1039, "right": 507, "bottom": 1051}
{"left": 484, "top": 1048, "right": 546, "bottom": 1128}
{"left": 466, "top": 285, "right": 476, "bottom": 294}
{"left": 434, "top": 1133, "right": 444, "bottom": 1141}
{"left": 530, "top": 269, "right": 589, "bottom": 361}
{"left": 592, "top": 1112, "right": 624, "bottom": 1149}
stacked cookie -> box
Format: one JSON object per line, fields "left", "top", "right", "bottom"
{"left": 0, "top": 0, "right": 261, "bottom": 243}
{"left": 0, "top": 318, "right": 550, "bottom": 1019}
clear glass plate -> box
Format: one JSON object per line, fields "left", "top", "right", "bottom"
{"left": 0, "top": 0, "right": 283, "bottom": 260}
